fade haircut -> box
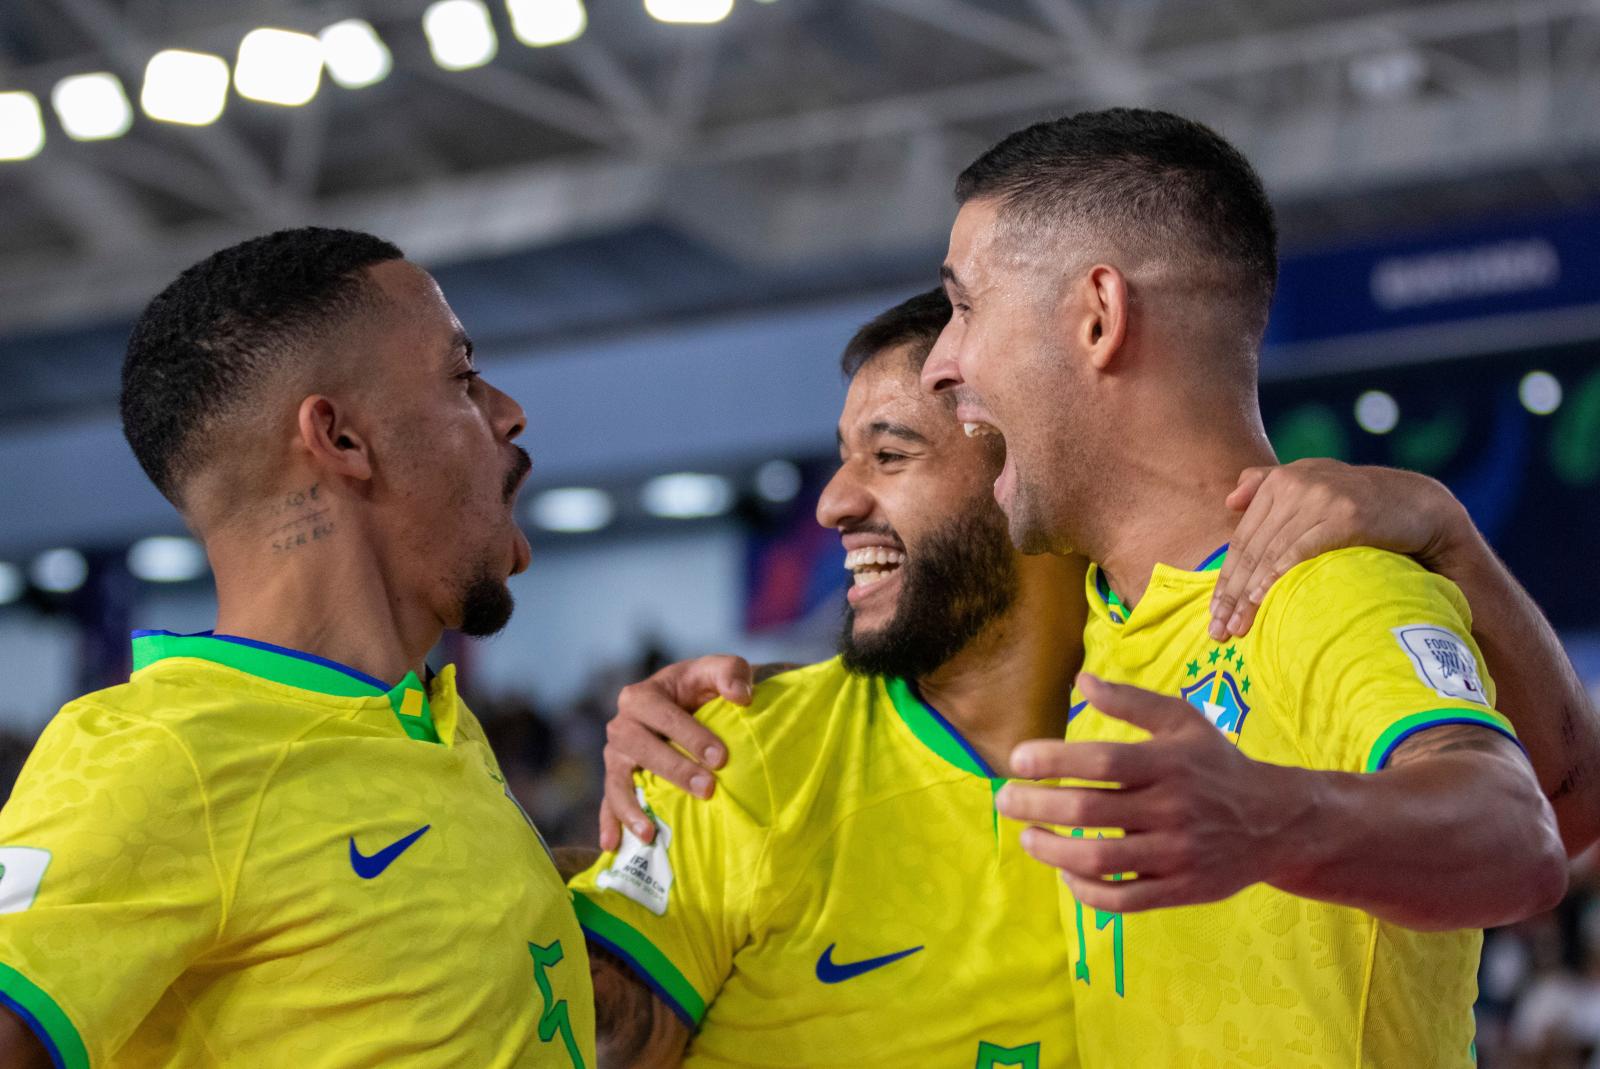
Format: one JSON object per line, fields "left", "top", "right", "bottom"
{"left": 839, "top": 288, "right": 952, "bottom": 380}
{"left": 121, "top": 227, "right": 404, "bottom": 507}
{"left": 955, "top": 107, "right": 1279, "bottom": 339}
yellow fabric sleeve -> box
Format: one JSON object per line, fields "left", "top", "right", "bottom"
{"left": 569, "top": 697, "right": 773, "bottom": 1028}
{"left": 0, "top": 701, "right": 226, "bottom": 1068}
{"left": 1261, "top": 547, "right": 1517, "bottom": 772}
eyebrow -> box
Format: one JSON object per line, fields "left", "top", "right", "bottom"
{"left": 449, "top": 329, "right": 475, "bottom": 364}
{"left": 868, "top": 420, "right": 930, "bottom": 445}
{"left": 939, "top": 263, "right": 968, "bottom": 298}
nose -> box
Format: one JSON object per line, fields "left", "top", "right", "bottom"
{"left": 816, "top": 459, "right": 872, "bottom": 532}
{"left": 486, "top": 380, "right": 526, "bottom": 442}
{"left": 919, "top": 324, "right": 963, "bottom": 396}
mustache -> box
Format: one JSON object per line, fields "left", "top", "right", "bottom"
{"left": 840, "top": 522, "right": 905, "bottom": 552}
{"left": 503, "top": 447, "right": 532, "bottom": 502}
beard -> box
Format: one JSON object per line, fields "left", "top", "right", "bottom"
{"left": 837, "top": 504, "right": 1019, "bottom": 680}
{"left": 455, "top": 446, "right": 532, "bottom": 638}
{"left": 457, "top": 566, "right": 515, "bottom": 637}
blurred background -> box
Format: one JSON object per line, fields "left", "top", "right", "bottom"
{"left": 0, "top": 0, "right": 1597, "bottom": 1062}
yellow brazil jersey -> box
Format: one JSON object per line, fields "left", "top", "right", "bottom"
{"left": 1065, "top": 546, "right": 1518, "bottom": 1069}
{"left": 569, "top": 658, "right": 1076, "bottom": 1068}
{"left": 0, "top": 630, "right": 594, "bottom": 1069}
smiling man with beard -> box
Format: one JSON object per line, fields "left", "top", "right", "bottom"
{"left": 569, "top": 289, "right": 1089, "bottom": 1067}
{"left": 0, "top": 228, "right": 592, "bottom": 1069}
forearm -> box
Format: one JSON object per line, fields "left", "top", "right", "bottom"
{"left": 1428, "top": 516, "right": 1600, "bottom": 853}
{"left": 1266, "top": 749, "right": 1566, "bottom": 930}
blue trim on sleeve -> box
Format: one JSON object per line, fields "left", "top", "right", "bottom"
{"left": 1371, "top": 716, "right": 1525, "bottom": 771}
{"left": 0, "top": 989, "right": 66, "bottom": 1069}
{"left": 581, "top": 926, "right": 700, "bottom": 1031}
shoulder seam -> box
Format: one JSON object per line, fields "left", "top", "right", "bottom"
{"left": 65, "top": 700, "right": 233, "bottom": 945}
{"left": 220, "top": 711, "right": 353, "bottom": 940}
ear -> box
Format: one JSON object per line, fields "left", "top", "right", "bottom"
{"left": 296, "top": 395, "right": 373, "bottom": 483}
{"left": 1078, "top": 264, "right": 1130, "bottom": 372}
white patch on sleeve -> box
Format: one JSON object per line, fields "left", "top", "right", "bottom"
{"left": 596, "top": 788, "right": 674, "bottom": 916}
{"left": 0, "top": 848, "right": 51, "bottom": 914}
{"left": 1393, "top": 625, "right": 1489, "bottom": 706}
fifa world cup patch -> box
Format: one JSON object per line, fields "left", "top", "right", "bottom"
{"left": 0, "top": 847, "right": 51, "bottom": 914}
{"left": 597, "top": 787, "right": 674, "bottom": 916}
{"left": 1393, "top": 625, "right": 1488, "bottom": 705}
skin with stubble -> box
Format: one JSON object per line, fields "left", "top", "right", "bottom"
{"left": 200, "top": 259, "right": 534, "bottom": 682}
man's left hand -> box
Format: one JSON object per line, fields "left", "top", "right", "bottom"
{"left": 995, "top": 674, "right": 1308, "bottom": 912}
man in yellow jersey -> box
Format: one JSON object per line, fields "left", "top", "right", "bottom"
{"left": 570, "top": 289, "right": 1582, "bottom": 1067}
{"left": 570, "top": 290, "right": 1090, "bottom": 1066}
{"left": 0, "top": 228, "right": 593, "bottom": 1068}
{"left": 920, "top": 108, "right": 1575, "bottom": 1066}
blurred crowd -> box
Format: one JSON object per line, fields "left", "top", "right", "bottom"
{"left": 0, "top": 647, "right": 1595, "bottom": 1069}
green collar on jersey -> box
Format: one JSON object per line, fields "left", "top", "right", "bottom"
{"left": 1093, "top": 543, "right": 1229, "bottom": 624}
{"left": 884, "top": 676, "right": 999, "bottom": 780}
{"left": 130, "top": 630, "right": 441, "bottom": 744}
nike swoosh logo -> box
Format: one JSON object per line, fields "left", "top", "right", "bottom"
{"left": 815, "top": 942, "right": 923, "bottom": 983}
{"left": 349, "top": 825, "right": 431, "bottom": 879}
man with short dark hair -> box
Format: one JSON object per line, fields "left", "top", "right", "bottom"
{"left": 570, "top": 289, "right": 1089, "bottom": 1067}
{"left": 0, "top": 228, "right": 593, "bottom": 1068}
{"left": 923, "top": 107, "right": 1576, "bottom": 1066}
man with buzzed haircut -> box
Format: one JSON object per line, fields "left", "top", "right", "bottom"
{"left": 0, "top": 228, "right": 592, "bottom": 1068}
{"left": 923, "top": 107, "right": 1578, "bottom": 1066}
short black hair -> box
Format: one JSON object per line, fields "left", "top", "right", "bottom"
{"left": 121, "top": 226, "right": 403, "bottom": 506}
{"left": 840, "top": 287, "right": 952, "bottom": 379}
{"left": 956, "top": 107, "right": 1278, "bottom": 335}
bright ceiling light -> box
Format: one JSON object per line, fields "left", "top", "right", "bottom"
{"left": 0, "top": 563, "right": 22, "bottom": 606}
{"left": 235, "top": 28, "right": 324, "bottom": 106}
{"left": 530, "top": 487, "right": 615, "bottom": 533}
{"left": 1354, "top": 390, "right": 1400, "bottom": 435}
{"left": 31, "top": 548, "right": 87, "bottom": 594}
{"left": 128, "top": 536, "right": 208, "bottom": 583}
{"left": 755, "top": 459, "right": 801, "bottom": 503}
{"left": 642, "top": 473, "right": 734, "bottom": 519}
{"left": 1519, "top": 371, "right": 1562, "bottom": 416}
{"left": 508, "top": 0, "right": 587, "bottom": 46}
{"left": 644, "top": 0, "right": 733, "bottom": 24}
{"left": 320, "top": 20, "right": 392, "bottom": 89}
{"left": 141, "top": 49, "right": 230, "bottom": 126}
{"left": 51, "top": 73, "right": 132, "bottom": 141}
{"left": 424, "top": 0, "right": 499, "bottom": 71}
{"left": 0, "top": 92, "right": 45, "bottom": 162}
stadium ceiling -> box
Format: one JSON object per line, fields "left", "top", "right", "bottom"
{"left": 1, "top": 0, "right": 1598, "bottom": 338}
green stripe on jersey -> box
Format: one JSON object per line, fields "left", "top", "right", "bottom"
{"left": 1365, "top": 708, "right": 1518, "bottom": 772}
{"left": 572, "top": 894, "right": 707, "bottom": 1026}
{"left": 133, "top": 632, "right": 380, "bottom": 698}
{"left": 0, "top": 963, "right": 89, "bottom": 1069}
{"left": 884, "top": 677, "right": 990, "bottom": 779}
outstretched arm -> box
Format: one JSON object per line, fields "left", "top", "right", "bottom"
{"left": 997, "top": 675, "right": 1566, "bottom": 929}
{"left": 1210, "top": 459, "right": 1600, "bottom": 855}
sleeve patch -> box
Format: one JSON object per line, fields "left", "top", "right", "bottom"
{"left": 1392, "top": 625, "right": 1488, "bottom": 706}
{"left": 596, "top": 788, "right": 674, "bottom": 916}
{"left": 0, "top": 848, "right": 51, "bottom": 915}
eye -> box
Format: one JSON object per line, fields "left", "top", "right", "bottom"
{"left": 457, "top": 369, "right": 480, "bottom": 385}
{"left": 874, "top": 450, "right": 908, "bottom": 465}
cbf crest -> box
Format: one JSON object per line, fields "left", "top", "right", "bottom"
{"left": 1180, "top": 643, "right": 1252, "bottom": 744}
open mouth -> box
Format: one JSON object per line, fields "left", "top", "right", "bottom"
{"left": 845, "top": 546, "right": 906, "bottom": 590}
{"left": 962, "top": 421, "right": 1001, "bottom": 439}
